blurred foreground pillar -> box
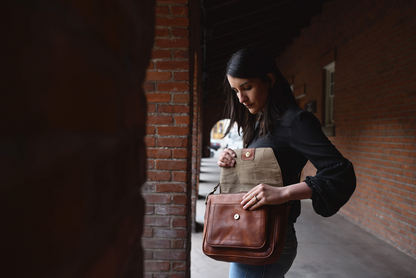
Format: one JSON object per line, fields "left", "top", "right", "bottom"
{"left": 0, "top": 0, "right": 155, "bottom": 277}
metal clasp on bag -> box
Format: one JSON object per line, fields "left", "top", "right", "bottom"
{"left": 241, "top": 148, "right": 255, "bottom": 161}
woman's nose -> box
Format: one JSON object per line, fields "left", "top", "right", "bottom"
{"left": 238, "top": 92, "right": 247, "bottom": 104}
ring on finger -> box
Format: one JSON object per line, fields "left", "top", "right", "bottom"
{"left": 254, "top": 195, "right": 259, "bottom": 202}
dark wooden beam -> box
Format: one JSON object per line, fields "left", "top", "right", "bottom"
{"left": 205, "top": 0, "right": 293, "bottom": 26}
{"left": 209, "top": 5, "right": 322, "bottom": 38}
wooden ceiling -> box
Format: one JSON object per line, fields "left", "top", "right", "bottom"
{"left": 201, "top": 0, "right": 329, "bottom": 105}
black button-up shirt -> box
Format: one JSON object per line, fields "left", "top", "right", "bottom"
{"left": 248, "top": 105, "right": 356, "bottom": 222}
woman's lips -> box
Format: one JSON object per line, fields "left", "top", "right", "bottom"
{"left": 245, "top": 103, "right": 253, "bottom": 108}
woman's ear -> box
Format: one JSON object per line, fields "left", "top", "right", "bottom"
{"left": 266, "top": 73, "right": 276, "bottom": 88}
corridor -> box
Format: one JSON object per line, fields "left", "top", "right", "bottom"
{"left": 191, "top": 151, "right": 416, "bottom": 278}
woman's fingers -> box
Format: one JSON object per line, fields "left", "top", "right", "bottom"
{"left": 246, "top": 196, "right": 263, "bottom": 210}
{"left": 241, "top": 183, "right": 286, "bottom": 210}
{"left": 217, "top": 148, "right": 237, "bottom": 167}
{"left": 242, "top": 191, "right": 262, "bottom": 210}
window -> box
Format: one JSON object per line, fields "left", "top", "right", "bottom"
{"left": 323, "top": 62, "right": 335, "bottom": 136}
{"left": 218, "top": 123, "right": 223, "bottom": 134}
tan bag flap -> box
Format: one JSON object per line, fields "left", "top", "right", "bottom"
{"left": 220, "top": 148, "right": 283, "bottom": 193}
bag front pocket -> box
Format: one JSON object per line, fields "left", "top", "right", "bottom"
{"left": 205, "top": 202, "right": 268, "bottom": 249}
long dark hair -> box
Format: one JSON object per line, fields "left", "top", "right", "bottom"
{"left": 223, "top": 46, "right": 297, "bottom": 145}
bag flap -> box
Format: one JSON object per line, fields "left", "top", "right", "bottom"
{"left": 220, "top": 147, "right": 284, "bottom": 193}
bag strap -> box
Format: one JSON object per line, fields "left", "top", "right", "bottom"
{"left": 205, "top": 183, "right": 220, "bottom": 205}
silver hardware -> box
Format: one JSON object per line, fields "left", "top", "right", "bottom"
{"left": 234, "top": 214, "right": 240, "bottom": 220}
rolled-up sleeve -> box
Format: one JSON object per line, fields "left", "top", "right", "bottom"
{"left": 289, "top": 110, "right": 356, "bottom": 217}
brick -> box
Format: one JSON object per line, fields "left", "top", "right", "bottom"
{"left": 144, "top": 194, "right": 171, "bottom": 204}
{"left": 175, "top": 115, "right": 190, "bottom": 125}
{"left": 158, "top": 82, "right": 189, "bottom": 92}
{"left": 147, "top": 148, "right": 172, "bottom": 158}
{"left": 142, "top": 238, "right": 170, "bottom": 249}
{"left": 173, "top": 149, "right": 188, "bottom": 159}
{"left": 146, "top": 126, "right": 156, "bottom": 135}
{"left": 147, "top": 115, "right": 173, "bottom": 125}
{"left": 171, "top": 240, "right": 185, "bottom": 249}
{"left": 154, "top": 250, "right": 186, "bottom": 260}
{"left": 158, "top": 126, "right": 189, "bottom": 136}
{"left": 155, "top": 6, "right": 169, "bottom": 15}
{"left": 143, "top": 250, "right": 153, "bottom": 260}
{"left": 144, "top": 216, "right": 170, "bottom": 227}
{"left": 170, "top": 6, "right": 188, "bottom": 16}
{"left": 172, "top": 195, "right": 187, "bottom": 205}
{"left": 144, "top": 261, "right": 170, "bottom": 271}
{"left": 173, "top": 49, "right": 189, "bottom": 59}
{"left": 171, "top": 28, "right": 189, "bottom": 37}
{"left": 147, "top": 159, "right": 154, "bottom": 169}
{"left": 172, "top": 217, "right": 187, "bottom": 227}
{"left": 173, "top": 72, "right": 189, "bottom": 81}
{"left": 147, "top": 171, "right": 171, "bottom": 181}
{"left": 173, "top": 94, "right": 190, "bottom": 103}
{"left": 147, "top": 104, "right": 156, "bottom": 113}
{"left": 145, "top": 205, "right": 154, "bottom": 214}
{"left": 155, "top": 205, "right": 186, "bottom": 215}
{"left": 155, "top": 183, "right": 186, "bottom": 193}
{"left": 152, "top": 49, "right": 172, "bottom": 59}
{"left": 155, "top": 17, "right": 189, "bottom": 27}
{"left": 172, "top": 172, "right": 187, "bottom": 182}
{"left": 154, "top": 228, "right": 187, "bottom": 238}
{"left": 155, "top": 38, "right": 189, "bottom": 48}
{"left": 155, "top": 27, "right": 170, "bottom": 37}
{"left": 142, "top": 227, "right": 153, "bottom": 237}
{"left": 158, "top": 105, "right": 189, "bottom": 113}
{"left": 144, "top": 137, "right": 155, "bottom": 147}
{"left": 156, "top": 160, "right": 187, "bottom": 170}
{"left": 172, "top": 262, "right": 186, "bottom": 271}
{"left": 156, "top": 61, "right": 189, "bottom": 70}
{"left": 157, "top": 138, "right": 188, "bottom": 147}
{"left": 146, "top": 93, "right": 172, "bottom": 103}
{"left": 146, "top": 71, "right": 172, "bottom": 81}
{"left": 143, "top": 82, "right": 155, "bottom": 92}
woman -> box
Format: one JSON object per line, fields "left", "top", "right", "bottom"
{"left": 218, "top": 46, "right": 356, "bottom": 278}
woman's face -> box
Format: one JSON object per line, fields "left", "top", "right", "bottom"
{"left": 227, "top": 75, "right": 270, "bottom": 115}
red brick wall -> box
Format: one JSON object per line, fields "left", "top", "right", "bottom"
{"left": 276, "top": 0, "right": 416, "bottom": 259}
{"left": 1, "top": 0, "right": 155, "bottom": 277}
{"left": 142, "top": 0, "right": 199, "bottom": 276}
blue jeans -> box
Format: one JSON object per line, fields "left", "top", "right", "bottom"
{"left": 229, "top": 223, "right": 298, "bottom": 278}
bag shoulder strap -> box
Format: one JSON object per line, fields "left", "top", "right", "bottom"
{"left": 205, "top": 183, "right": 220, "bottom": 204}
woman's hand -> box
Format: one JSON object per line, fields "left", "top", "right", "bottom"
{"left": 241, "top": 182, "right": 312, "bottom": 210}
{"left": 217, "top": 148, "right": 237, "bottom": 167}
{"left": 241, "top": 183, "right": 289, "bottom": 210}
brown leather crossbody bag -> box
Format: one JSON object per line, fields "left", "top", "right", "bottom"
{"left": 202, "top": 148, "right": 290, "bottom": 265}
